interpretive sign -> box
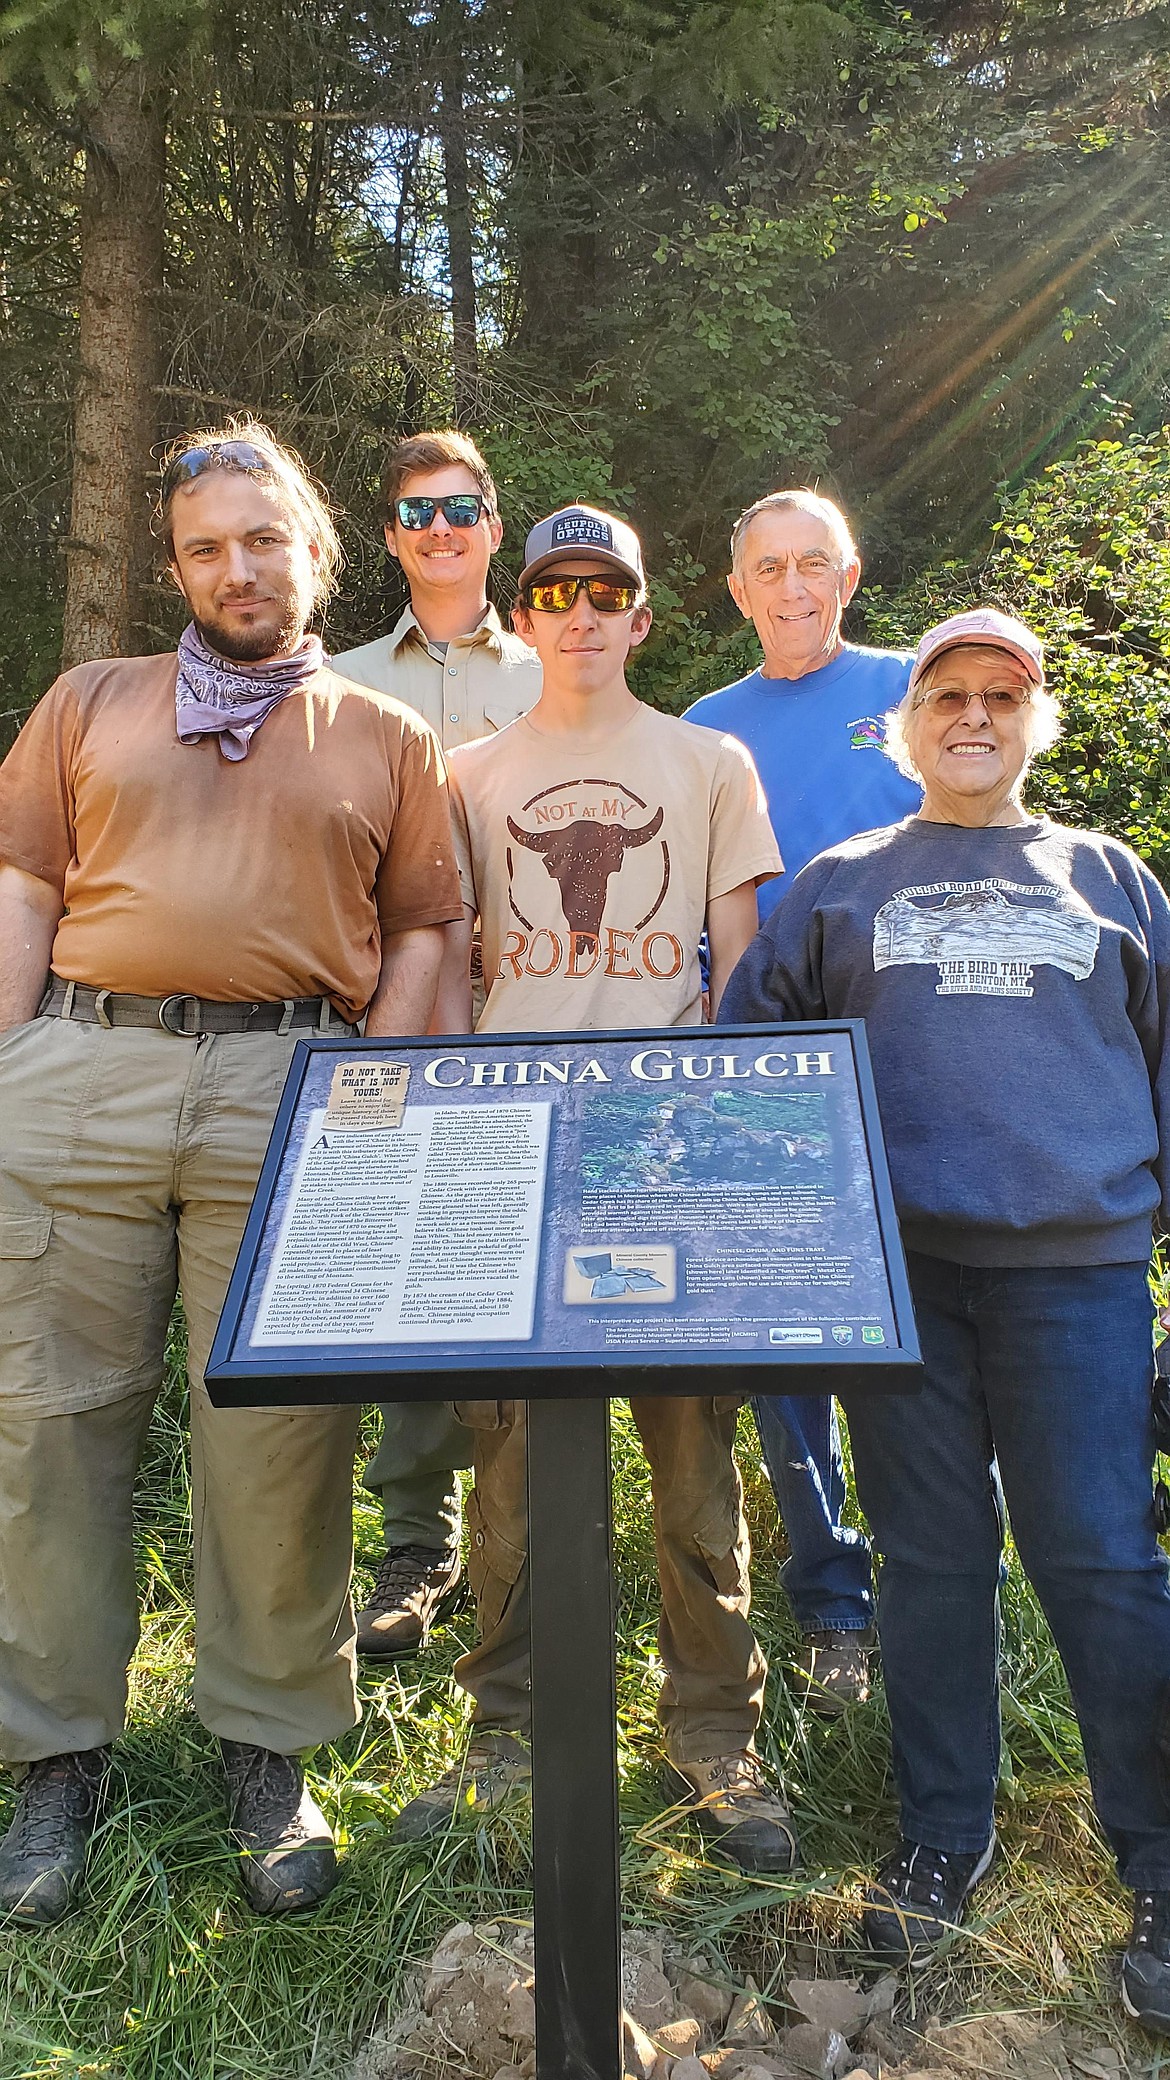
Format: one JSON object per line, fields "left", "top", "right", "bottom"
{"left": 206, "top": 1022, "right": 920, "bottom": 2080}
{"left": 206, "top": 1021, "right": 920, "bottom": 1400}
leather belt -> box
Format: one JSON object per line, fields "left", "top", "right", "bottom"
{"left": 38, "top": 976, "right": 357, "bottom": 1037}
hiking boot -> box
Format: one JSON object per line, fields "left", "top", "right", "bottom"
{"left": 0, "top": 1747, "right": 110, "bottom": 1926}
{"left": 666, "top": 1750, "right": 799, "bottom": 1874}
{"left": 794, "top": 1626, "right": 875, "bottom": 1715}
{"left": 221, "top": 1741, "right": 338, "bottom": 1915}
{"left": 1123, "top": 1891, "right": 1170, "bottom": 2033}
{"left": 392, "top": 1733, "right": 531, "bottom": 1844}
{"left": 356, "top": 1544, "right": 465, "bottom": 1660}
{"left": 863, "top": 1834, "right": 996, "bottom": 1962}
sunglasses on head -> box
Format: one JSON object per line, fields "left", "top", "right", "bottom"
{"left": 161, "top": 440, "right": 274, "bottom": 502}
{"left": 522, "top": 574, "right": 640, "bottom": 614}
{"left": 395, "top": 494, "right": 489, "bottom": 530}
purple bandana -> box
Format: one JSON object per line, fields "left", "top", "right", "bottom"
{"left": 175, "top": 623, "right": 326, "bottom": 761}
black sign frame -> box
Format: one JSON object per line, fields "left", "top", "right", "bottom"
{"left": 205, "top": 1020, "right": 921, "bottom": 1402}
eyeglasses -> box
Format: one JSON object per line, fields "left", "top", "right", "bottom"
{"left": 160, "top": 441, "right": 274, "bottom": 502}
{"left": 523, "top": 575, "right": 640, "bottom": 613}
{"left": 395, "top": 494, "right": 488, "bottom": 530}
{"left": 912, "top": 684, "right": 1034, "bottom": 715}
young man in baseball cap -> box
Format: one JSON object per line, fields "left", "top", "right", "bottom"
{"left": 393, "top": 506, "right": 798, "bottom": 1873}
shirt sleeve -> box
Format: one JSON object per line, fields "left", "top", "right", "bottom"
{"left": 1119, "top": 849, "right": 1170, "bottom": 1238}
{"left": 373, "top": 716, "right": 464, "bottom": 934}
{"left": 717, "top": 856, "right": 836, "bottom": 1024}
{"left": 706, "top": 734, "right": 783, "bottom": 901}
{"left": 0, "top": 677, "right": 81, "bottom": 889}
{"left": 446, "top": 763, "right": 478, "bottom": 911}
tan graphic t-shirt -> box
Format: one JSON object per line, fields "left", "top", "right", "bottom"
{"left": 449, "top": 704, "right": 781, "bottom": 1032}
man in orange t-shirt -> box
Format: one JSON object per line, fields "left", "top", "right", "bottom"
{"left": 0, "top": 424, "right": 461, "bottom": 1926}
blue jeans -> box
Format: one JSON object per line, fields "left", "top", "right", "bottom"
{"left": 843, "top": 1252, "right": 1170, "bottom": 1889}
{"left": 752, "top": 1395, "right": 874, "bottom": 1632}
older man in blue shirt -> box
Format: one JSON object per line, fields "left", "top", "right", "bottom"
{"left": 688, "top": 488, "right": 920, "bottom": 1711}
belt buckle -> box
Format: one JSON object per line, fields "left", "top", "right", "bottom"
{"left": 158, "top": 993, "right": 199, "bottom": 1035}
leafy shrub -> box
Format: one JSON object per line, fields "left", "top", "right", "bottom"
{"left": 861, "top": 427, "right": 1170, "bottom": 881}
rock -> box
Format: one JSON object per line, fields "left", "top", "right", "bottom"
{"left": 864, "top": 1974, "right": 898, "bottom": 2023}
{"left": 503, "top": 1981, "right": 536, "bottom": 2044}
{"left": 723, "top": 1981, "right": 777, "bottom": 2048}
{"left": 921, "top": 2014, "right": 1071, "bottom": 2080}
{"left": 700, "top": 2061, "right": 796, "bottom": 2080}
{"left": 1070, "top": 2055, "right": 1123, "bottom": 2080}
{"left": 423, "top": 1921, "right": 477, "bottom": 2008}
{"left": 674, "top": 1958, "right": 735, "bottom": 2030}
{"left": 625, "top": 2012, "right": 662, "bottom": 2080}
{"left": 623, "top": 1937, "right": 675, "bottom": 2032}
{"left": 779, "top": 2023, "right": 853, "bottom": 2078}
{"left": 858, "top": 2019, "right": 910, "bottom": 2068}
{"left": 656, "top": 2020, "right": 703, "bottom": 2058}
{"left": 670, "top": 2059, "right": 710, "bottom": 2080}
{"left": 702, "top": 2049, "right": 743, "bottom": 2075}
{"left": 786, "top": 1981, "right": 870, "bottom": 2040}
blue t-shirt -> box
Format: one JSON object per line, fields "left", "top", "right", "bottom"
{"left": 686, "top": 644, "right": 922, "bottom": 917}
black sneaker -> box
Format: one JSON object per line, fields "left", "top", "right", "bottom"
{"left": 863, "top": 1833, "right": 995, "bottom": 1962}
{"left": 355, "top": 1544, "right": 465, "bottom": 1660}
{"left": 1123, "top": 1891, "right": 1170, "bottom": 2033}
{"left": 221, "top": 1742, "right": 338, "bottom": 1915}
{"left": 0, "top": 1747, "right": 111, "bottom": 1926}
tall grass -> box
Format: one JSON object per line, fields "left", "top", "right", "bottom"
{"left": 0, "top": 1326, "right": 1152, "bottom": 2079}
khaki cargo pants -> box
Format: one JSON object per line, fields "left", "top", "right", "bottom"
{"left": 0, "top": 1016, "right": 361, "bottom": 1764}
{"left": 453, "top": 1396, "right": 766, "bottom": 1765}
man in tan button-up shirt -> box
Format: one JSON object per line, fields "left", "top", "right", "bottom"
{"left": 334, "top": 430, "right": 540, "bottom": 1662}
{"left": 334, "top": 431, "right": 540, "bottom": 744}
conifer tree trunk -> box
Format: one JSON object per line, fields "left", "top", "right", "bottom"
{"left": 438, "top": 0, "right": 478, "bottom": 422}
{"left": 62, "top": 58, "right": 165, "bottom": 668}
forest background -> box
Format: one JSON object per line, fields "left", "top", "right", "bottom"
{"left": 6, "top": 3, "right": 1170, "bottom": 2078}
{"left": 3, "top": 0, "right": 1170, "bottom": 875}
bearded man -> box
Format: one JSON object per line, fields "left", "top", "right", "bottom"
{"left": 0, "top": 424, "right": 461, "bottom": 1924}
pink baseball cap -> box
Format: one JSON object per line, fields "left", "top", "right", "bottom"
{"left": 908, "top": 607, "right": 1045, "bottom": 693}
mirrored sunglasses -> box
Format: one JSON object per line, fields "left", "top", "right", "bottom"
{"left": 395, "top": 494, "right": 488, "bottom": 529}
{"left": 912, "top": 684, "right": 1034, "bottom": 715}
{"left": 523, "top": 575, "right": 639, "bottom": 614}
{"left": 161, "top": 440, "right": 274, "bottom": 501}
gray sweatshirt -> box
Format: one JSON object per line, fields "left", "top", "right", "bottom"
{"left": 719, "top": 816, "right": 1170, "bottom": 1266}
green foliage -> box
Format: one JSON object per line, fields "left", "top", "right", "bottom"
{"left": 0, "top": 0, "right": 211, "bottom": 99}
{"left": 862, "top": 425, "right": 1170, "bottom": 879}
{"left": 4, "top": 0, "right": 1170, "bottom": 731}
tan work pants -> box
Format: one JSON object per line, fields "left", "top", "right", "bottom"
{"left": 453, "top": 1397, "right": 766, "bottom": 1765}
{"left": 0, "top": 1017, "right": 360, "bottom": 1763}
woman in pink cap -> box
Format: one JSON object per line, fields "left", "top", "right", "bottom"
{"left": 722, "top": 607, "right": 1170, "bottom": 2031}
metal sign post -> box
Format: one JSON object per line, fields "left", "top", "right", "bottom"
{"left": 528, "top": 1397, "right": 621, "bottom": 2080}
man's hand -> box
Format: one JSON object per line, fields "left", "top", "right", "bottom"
{"left": 706, "top": 881, "right": 762, "bottom": 1020}
{"left": 364, "top": 924, "right": 447, "bottom": 1037}
{"left": 0, "top": 864, "right": 63, "bottom": 1029}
